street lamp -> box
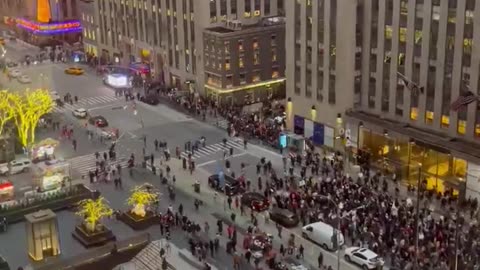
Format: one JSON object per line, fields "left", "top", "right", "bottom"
{"left": 414, "top": 162, "right": 422, "bottom": 270}
{"left": 317, "top": 195, "right": 367, "bottom": 270}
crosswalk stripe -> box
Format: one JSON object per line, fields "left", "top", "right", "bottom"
{"left": 179, "top": 140, "right": 244, "bottom": 160}
{"left": 67, "top": 154, "right": 129, "bottom": 174}
{"left": 51, "top": 95, "right": 121, "bottom": 113}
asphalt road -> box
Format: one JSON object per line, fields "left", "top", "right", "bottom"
{"left": 0, "top": 40, "right": 376, "bottom": 270}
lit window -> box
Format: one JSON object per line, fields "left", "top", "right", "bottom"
{"left": 254, "top": 51, "right": 260, "bottom": 65}
{"left": 239, "top": 57, "right": 244, "bottom": 68}
{"left": 457, "top": 120, "right": 466, "bottom": 135}
{"left": 167, "top": 9, "right": 171, "bottom": 15}
{"left": 425, "top": 111, "right": 433, "bottom": 124}
{"left": 475, "top": 124, "right": 480, "bottom": 137}
{"left": 410, "top": 107, "right": 418, "bottom": 120}
{"left": 385, "top": 26, "right": 393, "bottom": 39}
{"left": 238, "top": 40, "right": 244, "bottom": 52}
{"left": 271, "top": 48, "right": 277, "bottom": 62}
{"left": 253, "top": 39, "right": 258, "bottom": 50}
{"left": 252, "top": 74, "right": 260, "bottom": 82}
{"left": 225, "top": 59, "right": 230, "bottom": 70}
{"left": 272, "top": 70, "right": 279, "bottom": 79}
{"left": 441, "top": 115, "right": 450, "bottom": 128}
{"left": 224, "top": 42, "right": 230, "bottom": 54}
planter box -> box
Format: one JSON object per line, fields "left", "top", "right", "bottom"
{"left": 72, "top": 224, "right": 116, "bottom": 248}
{"left": 0, "top": 184, "right": 98, "bottom": 224}
{"left": 117, "top": 211, "right": 159, "bottom": 231}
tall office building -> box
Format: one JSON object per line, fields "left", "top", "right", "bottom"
{"left": 93, "top": 0, "right": 284, "bottom": 98}
{"left": 287, "top": 0, "right": 480, "bottom": 200}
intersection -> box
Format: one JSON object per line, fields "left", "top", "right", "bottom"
{"left": 0, "top": 40, "right": 364, "bottom": 270}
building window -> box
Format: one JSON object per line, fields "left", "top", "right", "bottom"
{"left": 206, "top": 73, "right": 221, "bottom": 87}
{"left": 224, "top": 42, "right": 230, "bottom": 55}
{"left": 271, "top": 48, "right": 277, "bottom": 62}
{"left": 244, "top": 0, "right": 251, "bottom": 17}
{"left": 240, "top": 73, "right": 246, "bottom": 84}
{"left": 226, "top": 75, "right": 233, "bottom": 88}
{"left": 272, "top": 68, "right": 279, "bottom": 79}
{"left": 239, "top": 56, "right": 244, "bottom": 68}
{"left": 238, "top": 40, "right": 244, "bottom": 52}
{"left": 252, "top": 72, "right": 261, "bottom": 82}
{"left": 253, "top": 38, "right": 259, "bottom": 50}
{"left": 253, "top": 51, "right": 260, "bottom": 65}
{"left": 225, "top": 59, "right": 230, "bottom": 70}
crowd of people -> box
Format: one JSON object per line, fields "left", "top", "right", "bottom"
{"left": 241, "top": 146, "right": 480, "bottom": 270}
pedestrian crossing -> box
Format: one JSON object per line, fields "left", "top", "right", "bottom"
{"left": 180, "top": 139, "right": 244, "bottom": 160}
{"left": 52, "top": 95, "right": 122, "bottom": 113}
{"left": 66, "top": 153, "right": 129, "bottom": 174}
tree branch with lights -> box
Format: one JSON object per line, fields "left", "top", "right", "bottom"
{"left": 0, "top": 91, "right": 15, "bottom": 136}
{"left": 76, "top": 197, "right": 114, "bottom": 233}
{"left": 127, "top": 184, "right": 159, "bottom": 217}
{"left": 8, "top": 89, "right": 54, "bottom": 148}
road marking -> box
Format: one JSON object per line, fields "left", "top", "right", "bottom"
{"left": 197, "top": 152, "right": 248, "bottom": 167}
{"left": 127, "top": 132, "right": 137, "bottom": 139}
{"left": 19, "top": 186, "right": 32, "bottom": 191}
{"left": 87, "top": 103, "right": 122, "bottom": 111}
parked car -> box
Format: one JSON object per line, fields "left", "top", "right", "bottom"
{"left": 18, "top": 74, "right": 31, "bottom": 83}
{"left": 301, "top": 221, "right": 344, "bottom": 251}
{"left": 88, "top": 115, "right": 108, "bottom": 127}
{"left": 208, "top": 174, "right": 243, "bottom": 196}
{"left": 241, "top": 192, "right": 270, "bottom": 211}
{"left": 8, "top": 69, "right": 21, "bottom": 78}
{"left": 0, "top": 158, "right": 32, "bottom": 175}
{"left": 344, "top": 247, "right": 384, "bottom": 270}
{"left": 72, "top": 108, "right": 88, "bottom": 118}
{"left": 141, "top": 94, "right": 160, "bottom": 105}
{"left": 268, "top": 207, "right": 299, "bottom": 228}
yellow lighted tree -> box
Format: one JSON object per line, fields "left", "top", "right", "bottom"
{"left": 9, "top": 89, "right": 54, "bottom": 147}
{"left": 76, "top": 197, "right": 114, "bottom": 233}
{"left": 127, "top": 184, "right": 158, "bottom": 217}
{"left": 0, "top": 91, "right": 15, "bottom": 136}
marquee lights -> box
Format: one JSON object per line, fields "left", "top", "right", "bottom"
{"left": 16, "top": 18, "right": 82, "bottom": 35}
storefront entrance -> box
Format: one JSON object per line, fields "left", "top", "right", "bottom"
{"left": 359, "top": 128, "right": 466, "bottom": 197}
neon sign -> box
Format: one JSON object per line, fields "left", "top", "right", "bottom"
{"left": 16, "top": 18, "right": 82, "bottom": 35}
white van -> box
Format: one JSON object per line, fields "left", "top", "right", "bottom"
{"left": 301, "top": 221, "right": 345, "bottom": 251}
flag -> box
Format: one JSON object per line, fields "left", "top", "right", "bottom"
{"left": 450, "top": 91, "right": 478, "bottom": 111}
{"left": 397, "top": 72, "right": 424, "bottom": 96}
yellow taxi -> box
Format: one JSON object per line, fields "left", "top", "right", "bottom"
{"left": 64, "top": 67, "right": 84, "bottom": 75}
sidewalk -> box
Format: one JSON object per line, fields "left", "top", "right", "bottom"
{"left": 152, "top": 158, "right": 369, "bottom": 270}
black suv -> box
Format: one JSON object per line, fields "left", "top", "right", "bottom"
{"left": 208, "top": 174, "right": 244, "bottom": 196}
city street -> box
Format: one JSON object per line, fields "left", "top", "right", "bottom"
{"left": 0, "top": 38, "right": 385, "bottom": 270}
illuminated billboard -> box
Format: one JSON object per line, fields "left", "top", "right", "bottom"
{"left": 16, "top": 18, "right": 82, "bottom": 35}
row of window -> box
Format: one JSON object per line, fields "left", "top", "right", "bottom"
{"left": 206, "top": 69, "right": 280, "bottom": 89}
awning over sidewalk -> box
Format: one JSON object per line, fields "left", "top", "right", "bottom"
{"left": 346, "top": 110, "right": 480, "bottom": 164}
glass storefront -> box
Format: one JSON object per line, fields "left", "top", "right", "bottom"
{"left": 360, "top": 128, "right": 466, "bottom": 197}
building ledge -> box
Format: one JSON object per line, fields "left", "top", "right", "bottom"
{"left": 346, "top": 110, "right": 480, "bottom": 163}
{"left": 205, "top": 78, "right": 286, "bottom": 94}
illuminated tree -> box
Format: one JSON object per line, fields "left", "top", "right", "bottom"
{"left": 76, "top": 197, "right": 113, "bottom": 233}
{"left": 0, "top": 91, "right": 15, "bottom": 136}
{"left": 9, "top": 89, "right": 54, "bottom": 147}
{"left": 127, "top": 184, "right": 158, "bottom": 217}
